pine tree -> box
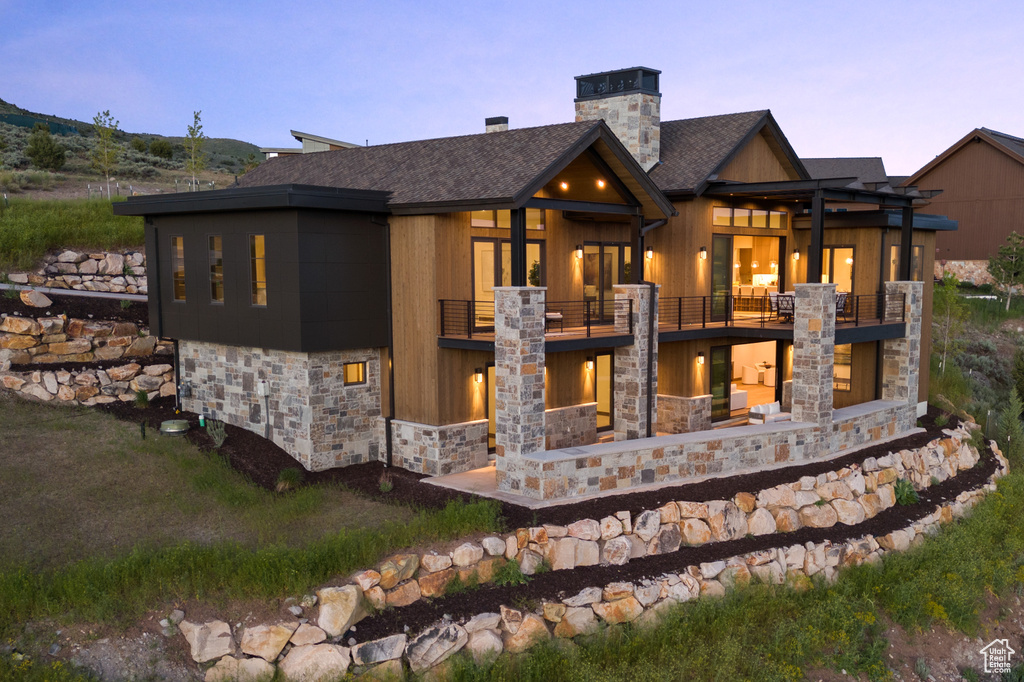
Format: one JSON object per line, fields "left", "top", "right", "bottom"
{"left": 184, "top": 110, "right": 207, "bottom": 190}
{"left": 988, "top": 231, "right": 1024, "bottom": 311}
{"left": 1013, "top": 346, "right": 1024, "bottom": 403}
{"left": 24, "top": 122, "right": 66, "bottom": 172}
{"left": 91, "top": 110, "right": 120, "bottom": 199}
{"left": 998, "top": 388, "right": 1024, "bottom": 468}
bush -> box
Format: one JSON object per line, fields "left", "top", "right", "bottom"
{"left": 998, "top": 389, "right": 1024, "bottom": 468}
{"left": 24, "top": 123, "right": 65, "bottom": 172}
{"left": 130, "top": 136, "right": 147, "bottom": 153}
{"left": 149, "top": 138, "right": 172, "bottom": 160}
{"left": 894, "top": 479, "right": 919, "bottom": 505}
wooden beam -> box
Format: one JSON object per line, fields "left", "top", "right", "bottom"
{"left": 510, "top": 208, "right": 527, "bottom": 286}
{"left": 899, "top": 206, "right": 914, "bottom": 280}
{"left": 807, "top": 192, "right": 825, "bottom": 284}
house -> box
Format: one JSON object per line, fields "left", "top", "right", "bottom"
{"left": 903, "top": 127, "right": 1024, "bottom": 284}
{"left": 260, "top": 130, "right": 361, "bottom": 159}
{"left": 115, "top": 67, "right": 953, "bottom": 501}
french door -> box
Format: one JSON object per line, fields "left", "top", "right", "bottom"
{"left": 583, "top": 242, "right": 631, "bottom": 321}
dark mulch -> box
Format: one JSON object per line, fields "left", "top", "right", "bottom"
{"left": 354, "top": 448, "right": 998, "bottom": 641}
{"left": 0, "top": 291, "right": 149, "bottom": 326}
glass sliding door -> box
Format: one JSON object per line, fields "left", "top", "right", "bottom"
{"left": 711, "top": 235, "right": 732, "bottom": 321}
{"left": 710, "top": 345, "right": 732, "bottom": 421}
{"left": 472, "top": 238, "right": 545, "bottom": 329}
{"left": 583, "top": 242, "right": 630, "bottom": 322}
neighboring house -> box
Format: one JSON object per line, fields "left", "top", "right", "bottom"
{"left": 903, "top": 127, "right": 1024, "bottom": 284}
{"left": 115, "top": 67, "right": 952, "bottom": 501}
{"left": 260, "top": 130, "right": 361, "bottom": 159}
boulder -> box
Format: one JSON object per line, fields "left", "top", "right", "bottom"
{"left": 204, "top": 656, "right": 275, "bottom": 682}
{"left": 57, "top": 250, "right": 85, "bottom": 263}
{"left": 240, "top": 623, "right": 296, "bottom": 661}
{"left": 518, "top": 549, "right": 543, "bottom": 575}
{"left": 734, "top": 492, "right": 756, "bottom": 513}
{"left": 450, "top": 542, "right": 484, "bottom": 567}
{"left": 680, "top": 518, "right": 712, "bottom": 545}
{"left": 500, "top": 605, "right": 523, "bottom": 634}
{"left": 0, "top": 316, "right": 41, "bottom": 335}
{"left": 466, "top": 629, "right": 503, "bottom": 664}
{"left": 632, "top": 510, "right": 662, "bottom": 542}
{"left": 602, "top": 582, "right": 634, "bottom": 601}
{"left": 592, "top": 597, "right": 643, "bottom": 624}
{"left": 634, "top": 582, "right": 662, "bottom": 606}
{"left": 502, "top": 614, "right": 550, "bottom": 654}
{"left": 658, "top": 503, "right": 680, "bottom": 523}
{"left": 602, "top": 536, "right": 631, "bottom": 565}
{"left": 545, "top": 537, "right": 577, "bottom": 571}
{"left": 700, "top": 580, "right": 726, "bottom": 598}
{"left": 528, "top": 526, "right": 548, "bottom": 544}
{"left": 20, "top": 290, "right": 51, "bottom": 308}
{"left": 756, "top": 485, "right": 796, "bottom": 509}
{"left": 363, "top": 587, "right": 385, "bottom": 611}
{"left": 648, "top": 524, "right": 682, "bottom": 555}
{"left": 125, "top": 335, "right": 157, "bottom": 357}
{"left": 574, "top": 539, "right": 600, "bottom": 566}
{"left": 378, "top": 554, "right": 419, "bottom": 589}
{"left": 798, "top": 504, "right": 838, "bottom": 528}
{"left": 1, "top": 375, "right": 25, "bottom": 390}
{"left": 317, "top": 586, "right": 367, "bottom": 637}
{"left": 464, "top": 613, "right": 501, "bottom": 633}
{"left": 98, "top": 253, "right": 125, "bottom": 275}
{"left": 21, "top": 383, "right": 53, "bottom": 400}
{"left": 290, "top": 623, "right": 327, "bottom": 647}
{"left": 772, "top": 508, "right": 801, "bottom": 532}
{"left": 352, "top": 570, "right": 381, "bottom": 591}
{"left": 599, "top": 516, "right": 623, "bottom": 540}
{"left": 567, "top": 519, "right": 601, "bottom": 541}
{"left": 831, "top": 499, "right": 866, "bottom": 526}
{"left": 418, "top": 568, "right": 456, "bottom": 598}
{"left": 405, "top": 623, "right": 467, "bottom": 673}
{"left": 420, "top": 553, "right": 451, "bottom": 573}
{"left": 481, "top": 536, "right": 506, "bottom": 556}
{"left": 858, "top": 493, "right": 884, "bottom": 518}
{"left": 815, "top": 481, "right": 854, "bottom": 501}
{"left": 179, "top": 620, "right": 235, "bottom": 663}
{"left": 385, "top": 580, "right": 421, "bottom": 607}
{"left": 278, "top": 644, "right": 350, "bottom": 681}
{"left": 106, "top": 363, "right": 141, "bottom": 382}
{"left": 553, "top": 607, "right": 599, "bottom": 638}
{"left": 707, "top": 501, "right": 748, "bottom": 541}
{"left": 542, "top": 602, "right": 566, "bottom": 622}
{"left": 747, "top": 508, "right": 777, "bottom": 535}
{"left": 562, "top": 586, "right": 602, "bottom": 607}
{"left": 351, "top": 634, "right": 407, "bottom": 666}
{"left": 676, "top": 501, "right": 709, "bottom": 518}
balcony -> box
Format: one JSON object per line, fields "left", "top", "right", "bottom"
{"left": 438, "top": 298, "right": 634, "bottom": 350}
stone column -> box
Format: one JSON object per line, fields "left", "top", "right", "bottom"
{"left": 791, "top": 283, "right": 835, "bottom": 430}
{"left": 493, "top": 286, "right": 546, "bottom": 492}
{"left": 881, "top": 281, "right": 924, "bottom": 404}
{"left": 613, "top": 284, "right": 659, "bottom": 441}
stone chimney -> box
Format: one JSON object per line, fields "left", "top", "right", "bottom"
{"left": 574, "top": 67, "right": 661, "bottom": 171}
{"left": 485, "top": 116, "right": 509, "bottom": 133}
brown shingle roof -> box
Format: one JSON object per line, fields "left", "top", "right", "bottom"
{"left": 801, "top": 157, "right": 888, "bottom": 184}
{"left": 648, "top": 110, "right": 771, "bottom": 193}
{"left": 239, "top": 121, "right": 602, "bottom": 208}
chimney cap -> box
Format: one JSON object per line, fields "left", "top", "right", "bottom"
{"left": 485, "top": 116, "right": 509, "bottom": 126}
{"left": 575, "top": 67, "right": 660, "bottom": 102}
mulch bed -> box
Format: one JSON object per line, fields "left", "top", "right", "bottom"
{"left": 0, "top": 291, "right": 149, "bottom": 326}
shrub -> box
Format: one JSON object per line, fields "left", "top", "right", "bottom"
{"left": 276, "top": 467, "right": 303, "bottom": 493}
{"left": 379, "top": 470, "right": 393, "bottom": 493}
{"left": 206, "top": 419, "right": 227, "bottom": 448}
{"left": 493, "top": 558, "right": 529, "bottom": 586}
{"left": 130, "top": 136, "right": 147, "bottom": 153}
{"left": 133, "top": 389, "right": 149, "bottom": 409}
{"left": 149, "top": 138, "right": 173, "bottom": 160}
{"left": 24, "top": 123, "right": 66, "bottom": 172}
{"left": 894, "top": 479, "right": 919, "bottom": 505}
{"left": 998, "top": 389, "right": 1024, "bottom": 468}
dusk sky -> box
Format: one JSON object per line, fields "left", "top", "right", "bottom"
{"left": 3, "top": 0, "right": 1022, "bottom": 175}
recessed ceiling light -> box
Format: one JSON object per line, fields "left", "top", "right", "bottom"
{"left": 597, "top": 179, "right": 606, "bottom": 189}
{"left": 560, "top": 181, "right": 569, "bottom": 191}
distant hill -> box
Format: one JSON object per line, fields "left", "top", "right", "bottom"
{"left": 0, "top": 97, "right": 260, "bottom": 169}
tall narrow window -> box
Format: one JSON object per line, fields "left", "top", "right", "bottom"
{"left": 209, "top": 235, "right": 224, "bottom": 303}
{"left": 250, "top": 234, "right": 267, "bottom": 306}
{"left": 171, "top": 236, "right": 186, "bottom": 301}
{"left": 833, "top": 344, "right": 852, "bottom": 391}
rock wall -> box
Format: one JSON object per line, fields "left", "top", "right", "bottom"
{"left": 935, "top": 259, "right": 994, "bottom": 286}
{"left": 389, "top": 418, "right": 489, "bottom": 476}
{"left": 0, "top": 313, "right": 170, "bottom": 369}
{"left": 545, "top": 403, "right": 598, "bottom": 450}
{"left": 4, "top": 249, "right": 147, "bottom": 294}
{"left": 167, "top": 420, "right": 1007, "bottom": 679}
{"left": 1, "top": 362, "right": 175, "bottom": 405}
{"left": 658, "top": 394, "right": 712, "bottom": 434}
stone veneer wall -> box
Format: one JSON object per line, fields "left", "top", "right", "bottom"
{"left": 658, "top": 394, "right": 712, "bottom": 434}
{"left": 0, "top": 313, "right": 168, "bottom": 369}
{"left": 390, "top": 418, "right": 489, "bottom": 476}
{"left": 504, "top": 399, "right": 916, "bottom": 501}
{"left": 575, "top": 92, "right": 661, "bottom": 171}
{"left": 613, "top": 284, "right": 658, "bottom": 441}
{"left": 934, "top": 259, "right": 993, "bottom": 286}
{"left": 494, "top": 287, "right": 547, "bottom": 494}
{"left": 3, "top": 249, "right": 148, "bottom": 294}
{"left": 545, "top": 403, "right": 598, "bottom": 450}
{"left": 791, "top": 283, "right": 835, "bottom": 438}
{"left": 180, "top": 340, "right": 381, "bottom": 471}
{"left": 881, "top": 281, "right": 923, "bottom": 404}
{"left": 1, "top": 361, "right": 174, "bottom": 405}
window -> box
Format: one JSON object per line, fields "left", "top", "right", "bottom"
{"left": 249, "top": 234, "right": 267, "bottom": 306}
{"left": 833, "top": 344, "right": 852, "bottom": 391}
{"left": 470, "top": 209, "right": 545, "bottom": 230}
{"left": 822, "top": 246, "right": 854, "bottom": 292}
{"left": 171, "top": 236, "right": 186, "bottom": 301}
{"left": 888, "top": 244, "right": 924, "bottom": 282}
{"left": 713, "top": 207, "right": 787, "bottom": 229}
{"left": 343, "top": 362, "right": 366, "bottom": 385}
{"left": 209, "top": 236, "right": 224, "bottom": 303}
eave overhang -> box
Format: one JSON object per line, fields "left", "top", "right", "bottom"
{"left": 112, "top": 184, "right": 391, "bottom": 216}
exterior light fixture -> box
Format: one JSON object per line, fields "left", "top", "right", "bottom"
{"left": 846, "top": 257, "right": 854, "bottom": 265}
{"left": 474, "top": 368, "right": 483, "bottom": 384}
{"left": 596, "top": 179, "right": 606, "bottom": 189}
{"left": 793, "top": 248, "right": 800, "bottom": 261}
{"left": 697, "top": 352, "right": 705, "bottom": 365}
{"left": 560, "top": 181, "right": 569, "bottom": 191}
{"left": 751, "top": 260, "right": 759, "bottom": 269}
{"left": 699, "top": 246, "right": 707, "bottom": 260}
{"left": 585, "top": 357, "right": 594, "bottom": 371}
{"left": 574, "top": 244, "right": 583, "bottom": 260}
{"left": 645, "top": 246, "right": 654, "bottom": 260}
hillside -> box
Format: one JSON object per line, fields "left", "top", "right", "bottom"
{"left": 0, "top": 97, "right": 261, "bottom": 198}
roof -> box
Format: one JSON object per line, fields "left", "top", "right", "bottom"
{"left": 240, "top": 121, "right": 675, "bottom": 218}
{"left": 649, "top": 110, "right": 809, "bottom": 195}
{"left": 113, "top": 184, "right": 391, "bottom": 216}
{"left": 291, "top": 130, "right": 361, "bottom": 149}
{"left": 802, "top": 157, "right": 888, "bottom": 184}
{"left": 905, "top": 127, "right": 1024, "bottom": 186}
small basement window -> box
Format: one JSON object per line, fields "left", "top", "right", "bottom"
{"left": 343, "top": 362, "right": 366, "bottom": 386}
{"left": 171, "top": 236, "right": 186, "bottom": 301}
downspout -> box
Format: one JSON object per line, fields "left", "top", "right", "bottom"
{"left": 645, "top": 279, "right": 656, "bottom": 438}
{"left": 381, "top": 215, "right": 396, "bottom": 468}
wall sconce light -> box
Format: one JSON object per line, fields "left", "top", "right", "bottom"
{"left": 596, "top": 179, "right": 606, "bottom": 189}
{"left": 574, "top": 244, "right": 583, "bottom": 260}
{"left": 699, "top": 246, "right": 707, "bottom": 260}
{"left": 585, "top": 357, "right": 594, "bottom": 371}
{"left": 474, "top": 368, "right": 484, "bottom": 384}
{"left": 845, "top": 257, "right": 854, "bottom": 265}
{"left": 751, "top": 260, "right": 759, "bottom": 269}
{"left": 697, "top": 352, "right": 705, "bottom": 366}
{"left": 560, "top": 181, "right": 569, "bottom": 191}
{"left": 645, "top": 246, "right": 654, "bottom": 260}
{"left": 793, "top": 248, "right": 800, "bottom": 261}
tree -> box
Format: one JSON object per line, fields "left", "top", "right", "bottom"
{"left": 24, "top": 122, "right": 66, "bottom": 172}
{"left": 91, "top": 110, "right": 120, "bottom": 199}
{"left": 184, "top": 110, "right": 207, "bottom": 190}
{"left": 130, "top": 136, "right": 147, "bottom": 153}
{"left": 1013, "top": 346, "right": 1024, "bottom": 403}
{"left": 932, "top": 272, "right": 968, "bottom": 375}
{"left": 241, "top": 152, "right": 261, "bottom": 174}
{"left": 988, "top": 231, "right": 1024, "bottom": 311}
{"left": 149, "top": 138, "right": 173, "bottom": 160}
{"left": 998, "top": 388, "right": 1024, "bottom": 467}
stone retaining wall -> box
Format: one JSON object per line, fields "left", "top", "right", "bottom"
{"left": 390, "top": 418, "right": 489, "bottom": 476}
{"left": 658, "top": 394, "right": 711, "bottom": 434}
{"left": 545, "top": 403, "right": 598, "bottom": 450}
{"left": 0, "top": 362, "right": 175, "bottom": 405}
{"left": 169, "top": 420, "right": 1007, "bottom": 680}
{"left": 0, "top": 313, "right": 169, "bottom": 369}
{"left": 935, "top": 259, "right": 994, "bottom": 286}
{"left": 3, "top": 249, "right": 147, "bottom": 294}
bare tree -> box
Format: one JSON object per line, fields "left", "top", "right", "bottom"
{"left": 91, "top": 110, "right": 120, "bottom": 199}
{"left": 184, "top": 110, "right": 207, "bottom": 190}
